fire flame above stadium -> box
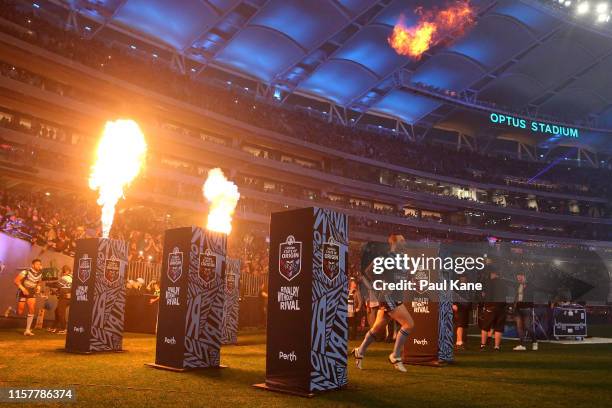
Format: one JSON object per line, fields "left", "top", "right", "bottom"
{"left": 203, "top": 168, "right": 240, "bottom": 234}
{"left": 388, "top": 0, "right": 475, "bottom": 59}
{"left": 89, "top": 119, "right": 147, "bottom": 238}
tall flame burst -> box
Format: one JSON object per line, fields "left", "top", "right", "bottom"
{"left": 203, "top": 168, "right": 240, "bottom": 234}
{"left": 388, "top": 0, "right": 475, "bottom": 59}
{"left": 89, "top": 120, "right": 147, "bottom": 238}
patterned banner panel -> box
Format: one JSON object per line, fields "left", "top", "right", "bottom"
{"left": 310, "top": 208, "right": 348, "bottom": 392}
{"left": 437, "top": 266, "right": 455, "bottom": 363}
{"left": 91, "top": 239, "right": 128, "bottom": 352}
{"left": 65, "top": 238, "right": 127, "bottom": 353}
{"left": 155, "top": 227, "right": 227, "bottom": 369}
{"left": 184, "top": 227, "right": 227, "bottom": 368}
{"left": 402, "top": 246, "right": 441, "bottom": 364}
{"left": 265, "top": 207, "right": 348, "bottom": 395}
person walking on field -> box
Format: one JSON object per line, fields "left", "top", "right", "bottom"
{"left": 14, "top": 259, "right": 43, "bottom": 336}
{"left": 352, "top": 235, "right": 415, "bottom": 373}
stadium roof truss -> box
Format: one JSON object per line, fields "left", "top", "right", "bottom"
{"left": 35, "top": 0, "right": 612, "bottom": 149}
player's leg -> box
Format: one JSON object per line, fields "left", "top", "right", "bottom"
{"left": 17, "top": 299, "right": 25, "bottom": 315}
{"left": 387, "top": 304, "right": 414, "bottom": 372}
{"left": 456, "top": 326, "right": 464, "bottom": 348}
{"left": 358, "top": 308, "right": 389, "bottom": 353}
{"left": 527, "top": 308, "right": 538, "bottom": 350}
{"left": 480, "top": 329, "right": 488, "bottom": 348}
{"left": 494, "top": 330, "right": 503, "bottom": 349}
{"left": 493, "top": 306, "right": 506, "bottom": 350}
{"left": 455, "top": 304, "right": 467, "bottom": 349}
{"left": 480, "top": 307, "right": 494, "bottom": 350}
{"left": 56, "top": 298, "right": 68, "bottom": 334}
{"left": 24, "top": 298, "right": 36, "bottom": 335}
{"left": 513, "top": 309, "right": 527, "bottom": 351}
{"left": 49, "top": 300, "right": 60, "bottom": 332}
{"left": 352, "top": 308, "right": 389, "bottom": 368}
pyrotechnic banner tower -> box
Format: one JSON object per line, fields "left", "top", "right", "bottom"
{"left": 255, "top": 207, "right": 349, "bottom": 396}
{"left": 150, "top": 226, "right": 227, "bottom": 370}
{"left": 65, "top": 238, "right": 128, "bottom": 353}
{"left": 401, "top": 245, "right": 454, "bottom": 365}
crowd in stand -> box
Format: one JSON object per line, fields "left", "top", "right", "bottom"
{"left": 0, "top": 189, "right": 96, "bottom": 255}
{"left": 0, "top": 91, "right": 608, "bottom": 224}
{"left": 0, "top": 1, "right": 610, "bottom": 201}
{"left": 1, "top": 103, "right": 609, "bottom": 241}
{"left": 0, "top": 185, "right": 484, "bottom": 265}
{"left": 0, "top": 189, "right": 169, "bottom": 261}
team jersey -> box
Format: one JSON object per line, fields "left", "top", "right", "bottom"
{"left": 58, "top": 274, "right": 73, "bottom": 298}
{"left": 58, "top": 274, "right": 72, "bottom": 289}
{"left": 19, "top": 268, "right": 42, "bottom": 289}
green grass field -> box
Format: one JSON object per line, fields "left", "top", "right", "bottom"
{"left": 1, "top": 328, "right": 611, "bottom": 408}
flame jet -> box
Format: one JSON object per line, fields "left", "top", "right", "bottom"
{"left": 89, "top": 119, "right": 147, "bottom": 238}
{"left": 388, "top": 0, "right": 476, "bottom": 59}
{"left": 203, "top": 168, "right": 240, "bottom": 234}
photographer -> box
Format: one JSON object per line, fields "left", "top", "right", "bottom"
{"left": 512, "top": 272, "right": 538, "bottom": 351}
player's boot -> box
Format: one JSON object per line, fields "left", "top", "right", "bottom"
{"left": 352, "top": 348, "right": 363, "bottom": 369}
{"left": 388, "top": 354, "right": 407, "bottom": 372}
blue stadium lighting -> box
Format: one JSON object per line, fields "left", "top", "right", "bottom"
{"left": 32, "top": 3, "right": 40, "bottom": 8}
{"left": 85, "top": 26, "right": 91, "bottom": 31}
{"left": 130, "top": 45, "right": 137, "bottom": 50}
{"left": 273, "top": 88, "right": 281, "bottom": 100}
{"left": 528, "top": 147, "right": 578, "bottom": 183}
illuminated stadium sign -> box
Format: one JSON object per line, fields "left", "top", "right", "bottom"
{"left": 489, "top": 113, "right": 579, "bottom": 138}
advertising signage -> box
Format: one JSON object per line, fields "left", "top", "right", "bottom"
{"left": 489, "top": 112, "right": 579, "bottom": 138}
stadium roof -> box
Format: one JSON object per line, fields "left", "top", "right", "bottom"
{"left": 44, "top": 0, "right": 612, "bottom": 145}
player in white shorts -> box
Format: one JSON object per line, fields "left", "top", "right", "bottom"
{"left": 14, "top": 259, "right": 43, "bottom": 336}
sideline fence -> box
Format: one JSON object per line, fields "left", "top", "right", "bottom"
{"left": 126, "top": 260, "right": 267, "bottom": 298}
